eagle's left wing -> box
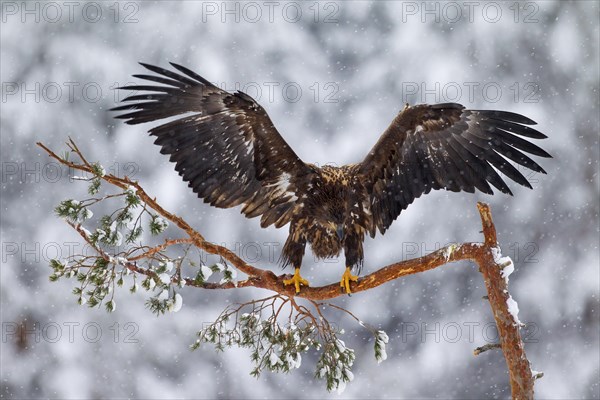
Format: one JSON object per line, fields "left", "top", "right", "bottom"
{"left": 358, "top": 103, "right": 551, "bottom": 236}
{"left": 111, "top": 63, "right": 315, "bottom": 228}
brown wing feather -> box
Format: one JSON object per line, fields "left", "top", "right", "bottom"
{"left": 358, "top": 103, "right": 551, "bottom": 235}
{"left": 111, "top": 63, "right": 314, "bottom": 228}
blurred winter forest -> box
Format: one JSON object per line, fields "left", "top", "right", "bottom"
{"left": 1, "top": 1, "right": 598, "bottom": 398}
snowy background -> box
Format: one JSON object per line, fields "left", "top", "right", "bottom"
{"left": 1, "top": 1, "right": 599, "bottom": 398}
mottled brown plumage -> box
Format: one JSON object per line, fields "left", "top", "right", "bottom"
{"left": 112, "top": 63, "right": 551, "bottom": 293}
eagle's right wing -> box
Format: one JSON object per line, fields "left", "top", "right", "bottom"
{"left": 112, "top": 63, "right": 314, "bottom": 228}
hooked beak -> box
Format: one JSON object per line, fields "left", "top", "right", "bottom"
{"left": 336, "top": 225, "right": 344, "bottom": 241}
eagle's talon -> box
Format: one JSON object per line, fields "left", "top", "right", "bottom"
{"left": 283, "top": 268, "right": 309, "bottom": 294}
{"left": 340, "top": 267, "right": 359, "bottom": 294}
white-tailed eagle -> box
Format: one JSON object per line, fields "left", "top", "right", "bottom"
{"left": 112, "top": 63, "right": 551, "bottom": 293}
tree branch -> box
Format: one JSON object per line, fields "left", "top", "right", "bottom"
{"left": 37, "top": 140, "right": 538, "bottom": 398}
{"left": 476, "top": 203, "right": 535, "bottom": 399}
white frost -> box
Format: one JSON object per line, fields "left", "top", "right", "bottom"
{"left": 169, "top": 293, "right": 183, "bottom": 312}
{"left": 268, "top": 352, "right": 281, "bottom": 366}
{"left": 164, "top": 261, "right": 174, "bottom": 272}
{"left": 225, "top": 265, "right": 237, "bottom": 279}
{"left": 154, "top": 217, "right": 168, "bottom": 231}
{"left": 115, "top": 256, "right": 128, "bottom": 265}
{"left": 377, "top": 346, "right": 388, "bottom": 363}
{"left": 501, "top": 260, "right": 515, "bottom": 282}
{"left": 375, "top": 330, "right": 389, "bottom": 364}
{"left": 318, "top": 366, "right": 329, "bottom": 378}
{"left": 201, "top": 265, "right": 213, "bottom": 280}
{"left": 285, "top": 352, "right": 302, "bottom": 369}
{"left": 95, "top": 228, "right": 106, "bottom": 241}
{"left": 443, "top": 244, "right": 457, "bottom": 261}
{"left": 377, "top": 330, "right": 389, "bottom": 344}
{"left": 82, "top": 208, "right": 93, "bottom": 220}
{"left": 158, "top": 273, "right": 171, "bottom": 284}
{"left": 214, "top": 263, "right": 226, "bottom": 271}
{"left": 219, "top": 264, "right": 238, "bottom": 284}
{"left": 506, "top": 295, "right": 522, "bottom": 325}
{"left": 114, "top": 231, "right": 123, "bottom": 247}
{"left": 491, "top": 246, "right": 515, "bottom": 283}
{"left": 158, "top": 289, "right": 169, "bottom": 301}
{"left": 531, "top": 369, "right": 544, "bottom": 379}
{"left": 344, "top": 368, "right": 354, "bottom": 382}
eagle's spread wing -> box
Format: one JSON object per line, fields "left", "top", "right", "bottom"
{"left": 112, "top": 63, "right": 314, "bottom": 228}
{"left": 359, "top": 103, "right": 551, "bottom": 235}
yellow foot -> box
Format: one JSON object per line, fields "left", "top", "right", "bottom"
{"left": 340, "top": 267, "right": 359, "bottom": 294}
{"left": 283, "top": 268, "right": 309, "bottom": 294}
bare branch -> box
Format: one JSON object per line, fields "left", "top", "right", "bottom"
{"left": 473, "top": 343, "right": 501, "bottom": 356}
{"left": 127, "top": 238, "right": 194, "bottom": 261}
{"left": 476, "top": 203, "right": 535, "bottom": 399}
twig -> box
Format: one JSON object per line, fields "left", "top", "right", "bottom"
{"left": 473, "top": 343, "right": 501, "bottom": 356}
{"left": 127, "top": 238, "right": 194, "bottom": 261}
